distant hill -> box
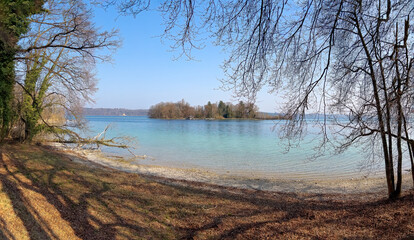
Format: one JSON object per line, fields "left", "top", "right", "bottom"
{"left": 83, "top": 108, "right": 148, "bottom": 116}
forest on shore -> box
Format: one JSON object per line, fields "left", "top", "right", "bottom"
{"left": 148, "top": 100, "right": 288, "bottom": 120}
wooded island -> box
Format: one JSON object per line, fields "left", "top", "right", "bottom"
{"left": 148, "top": 100, "right": 288, "bottom": 120}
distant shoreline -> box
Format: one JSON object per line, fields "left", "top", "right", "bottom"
{"left": 149, "top": 116, "right": 290, "bottom": 120}
{"left": 83, "top": 107, "right": 148, "bottom": 116}
{"left": 82, "top": 108, "right": 289, "bottom": 120}
{"left": 84, "top": 115, "right": 288, "bottom": 120}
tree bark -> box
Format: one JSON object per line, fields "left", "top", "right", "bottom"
{"left": 354, "top": 13, "right": 395, "bottom": 197}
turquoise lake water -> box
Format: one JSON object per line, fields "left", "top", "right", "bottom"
{"left": 83, "top": 116, "right": 406, "bottom": 179}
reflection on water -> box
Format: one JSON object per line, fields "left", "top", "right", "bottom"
{"left": 83, "top": 116, "right": 410, "bottom": 179}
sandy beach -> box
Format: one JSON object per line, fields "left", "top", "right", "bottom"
{"left": 50, "top": 143, "right": 413, "bottom": 196}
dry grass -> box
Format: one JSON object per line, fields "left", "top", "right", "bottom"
{"left": 0, "top": 142, "right": 413, "bottom": 239}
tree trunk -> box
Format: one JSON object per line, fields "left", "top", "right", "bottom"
{"left": 354, "top": 14, "right": 395, "bottom": 197}
{"left": 411, "top": 142, "right": 414, "bottom": 187}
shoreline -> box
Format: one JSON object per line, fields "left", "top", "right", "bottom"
{"left": 3, "top": 141, "right": 413, "bottom": 239}
{"left": 48, "top": 143, "right": 413, "bottom": 195}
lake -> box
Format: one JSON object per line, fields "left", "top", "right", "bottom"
{"left": 82, "top": 116, "right": 407, "bottom": 180}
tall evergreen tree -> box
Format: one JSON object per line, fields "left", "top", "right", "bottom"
{"left": 218, "top": 101, "right": 226, "bottom": 118}
{"left": 224, "top": 105, "right": 233, "bottom": 118}
{"left": 205, "top": 101, "right": 213, "bottom": 118}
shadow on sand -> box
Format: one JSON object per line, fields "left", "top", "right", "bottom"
{"left": 0, "top": 143, "right": 413, "bottom": 239}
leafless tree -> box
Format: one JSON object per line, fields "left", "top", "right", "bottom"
{"left": 104, "top": 0, "right": 414, "bottom": 198}
{"left": 13, "top": 0, "right": 120, "bottom": 142}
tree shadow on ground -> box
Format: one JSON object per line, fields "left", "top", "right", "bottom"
{"left": 0, "top": 143, "right": 413, "bottom": 239}
{"left": 0, "top": 144, "right": 169, "bottom": 239}
{"left": 0, "top": 169, "right": 52, "bottom": 240}
{"left": 147, "top": 172, "right": 414, "bottom": 239}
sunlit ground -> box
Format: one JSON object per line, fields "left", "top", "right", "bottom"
{"left": 0, "top": 142, "right": 413, "bottom": 239}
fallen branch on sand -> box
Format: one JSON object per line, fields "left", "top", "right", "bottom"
{"left": 50, "top": 124, "right": 138, "bottom": 157}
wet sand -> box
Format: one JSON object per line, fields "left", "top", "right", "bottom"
{"left": 49, "top": 143, "right": 413, "bottom": 195}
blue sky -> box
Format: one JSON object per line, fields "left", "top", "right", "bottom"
{"left": 91, "top": 5, "right": 281, "bottom": 113}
